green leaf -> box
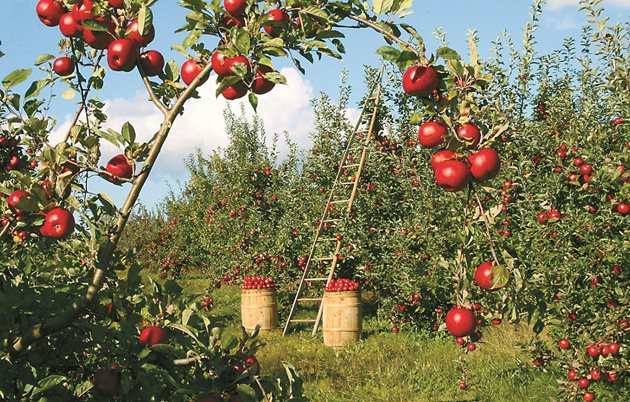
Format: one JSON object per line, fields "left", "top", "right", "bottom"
{"left": 182, "top": 308, "right": 193, "bottom": 326}
{"left": 121, "top": 121, "right": 136, "bottom": 144}
{"left": 81, "top": 19, "right": 109, "bottom": 32}
{"left": 3, "top": 69, "right": 32, "bottom": 90}
{"left": 248, "top": 92, "right": 258, "bottom": 112}
{"left": 34, "top": 54, "right": 55, "bottom": 66}
{"left": 31, "top": 375, "right": 66, "bottom": 397}
{"left": 491, "top": 265, "right": 509, "bottom": 289}
{"left": 98, "top": 193, "right": 118, "bottom": 216}
{"left": 25, "top": 78, "right": 52, "bottom": 99}
{"left": 234, "top": 30, "right": 251, "bottom": 55}
{"left": 437, "top": 47, "right": 461, "bottom": 61}
{"left": 376, "top": 46, "right": 401, "bottom": 62}
{"left": 138, "top": 5, "right": 153, "bottom": 36}
{"left": 301, "top": 6, "right": 328, "bottom": 19}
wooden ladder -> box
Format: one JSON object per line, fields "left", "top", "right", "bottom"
{"left": 282, "top": 67, "right": 384, "bottom": 336}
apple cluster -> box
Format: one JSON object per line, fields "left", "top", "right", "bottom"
{"left": 36, "top": 0, "right": 165, "bottom": 77}
{"left": 402, "top": 65, "right": 501, "bottom": 192}
{"left": 325, "top": 278, "right": 359, "bottom": 292}
{"left": 241, "top": 275, "right": 275, "bottom": 290}
{"left": 536, "top": 209, "right": 562, "bottom": 224}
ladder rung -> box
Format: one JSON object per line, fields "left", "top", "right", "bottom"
{"left": 330, "top": 199, "right": 350, "bottom": 204}
{"left": 317, "top": 256, "right": 335, "bottom": 261}
{"left": 305, "top": 278, "right": 328, "bottom": 281}
{"left": 322, "top": 219, "right": 340, "bottom": 223}
{"left": 342, "top": 163, "right": 360, "bottom": 168}
{"left": 339, "top": 182, "right": 354, "bottom": 186}
{"left": 290, "top": 319, "right": 317, "bottom": 323}
{"left": 298, "top": 298, "right": 323, "bottom": 302}
{"left": 320, "top": 238, "right": 338, "bottom": 241}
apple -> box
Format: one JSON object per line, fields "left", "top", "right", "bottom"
{"left": 40, "top": 207, "right": 75, "bottom": 239}
{"left": 558, "top": 339, "right": 570, "bottom": 350}
{"left": 456, "top": 123, "right": 481, "bottom": 147}
{"left": 139, "top": 50, "right": 164, "bottom": 77}
{"left": 567, "top": 369, "right": 577, "bottom": 381}
{"left": 586, "top": 345, "right": 600, "bottom": 358}
{"left": 608, "top": 342, "right": 619, "bottom": 355}
{"left": 402, "top": 65, "right": 438, "bottom": 97}
{"left": 617, "top": 202, "right": 629, "bottom": 215}
{"left": 263, "top": 9, "right": 290, "bottom": 37}
{"left": 430, "top": 149, "right": 456, "bottom": 171}
{"left": 53, "top": 57, "right": 75, "bottom": 76}
{"left": 537, "top": 212, "right": 548, "bottom": 224}
{"left": 59, "top": 13, "right": 83, "bottom": 37}
{"left": 251, "top": 65, "right": 275, "bottom": 95}
{"left": 224, "top": 55, "right": 250, "bottom": 76}
{"left": 417, "top": 121, "right": 448, "bottom": 148}
{"left": 106, "top": 154, "right": 133, "bottom": 180}
{"left": 434, "top": 160, "right": 470, "bottom": 192}
{"left": 582, "top": 393, "right": 595, "bottom": 402}
{"left": 589, "top": 369, "right": 601, "bottom": 381}
{"left": 468, "top": 148, "right": 500, "bottom": 181}
{"left": 107, "top": 39, "right": 139, "bottom": 72}
{"left": 126, "top": 19, "right": 155, "bottom": 47}
{"left": 222, "top": 14, "right": 245, "bottom": 27}
{"left": 72, "top": 0, "right": 94, "bottom": 21}
{"left": 578, "top": 377, "right": 589, "bottom": 389}
{"left": 36, "top": 0, "right": 65, "bottom": 27}
{"left": 139, "top": 326, "right": 166, "bottom": 346}
{"left": 221, "top": 81, "right": 248, "bottom": 100}
{"left": 93, "top": 369, "right": 121, "bottom": 396}
{"left": 7, "top": 190, "right": 31, "bottom": 211}
{"left": 474, "top": 262, "right": 497, "bottom": 290}
{"left": 83, "top": 18, "right": 115, "bottom": 49}
{"left": 224, "top": 0, "right": 247, "bottom": 16}
{"left": 445, "top": 307, "right": 476, "bottom": 337}
{"left": 211, "top": 51, "right": 230, "bottom": 76}
{"left": 109, "top": 0, "right": 125, "bottom": 9}
{"left": 181, "top": 59, "right": 208, "bottom": 86}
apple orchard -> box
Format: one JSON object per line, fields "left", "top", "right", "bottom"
{"left": 0, "top": 0, "right": 628, "bottom": 401}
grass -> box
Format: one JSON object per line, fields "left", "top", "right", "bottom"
{"left": 176, "top": 279, "right": 561, "bottom": 402}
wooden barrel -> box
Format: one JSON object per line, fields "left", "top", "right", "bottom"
{"left": 323, "top": 290, "right": 362, "bottom": 348}
{"left": 241, "top": 288, "right": 278, "bottom": 334}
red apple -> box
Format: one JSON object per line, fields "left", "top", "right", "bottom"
{"left": 402, "top": 65, "right": 438, "bottom": 97}
{"left": 224, "top": 0, "right": 247, "bottom": 16}
{"left": 7, "top": 190, "right": 31, "bottom": 211}
{"left": 586, "top": 345, "right": 600, "bottom": 358}
{"left": 211, "top": 51, "right": 230, "bottom": 76}
{"left": 222, "top": 81, "right": 248, "bottom": 100}
{"left": 83, "top": 18, "right": 115, "bottom": 49}
{"left": 107, "top": 39, "right": 139, "bottom": 72}
{"left": 40, "top": 207, "right": 75, "bottom": 239}
{"left": 617, "top": 202, "right": 629, "bottom": 215}
{"left": 72, "top": 0, "right": 94, "bottom": 22}
{"left": 36, "top": 0, "right": 65, "bottom": 27}
{"left": 456, "top": 123, "right": 481, "bottom": 147}
{"left": 430, "top": 149, "right": 456, "bottom": 171}
{"left": 474, "top": 262, "right": 497, "bottom": 290}
{"left": 109, "top": 0, "right": 125, "bottom": 9}
{"left": 181, "top": 59, "right": 207, "bottom": 86}
{"left": 468, "top": 148, "right": 500, "bottom": 181}
{"left": 434, "top": 159, "right": 470, "bottom": 192}
{"left": 53, "top": 57, "right": 75, "bottom": 76}
{"left": 558, "top": 339, "right": 570, "bottom": 350}
{"left": 59, "top": 12, "right": 83, "bottom": 37}
{"left": 263, "top": 9, "right": 290, "bottom": 37}
{"left": 139, "top": 50, "right": 164, "bottom": 77}
{"left": 126, "top": 19, "right": 155, "bottom": 47}
{"left": 224, "top": 55, "right": 250, "bottom": 76}
{"left": 417, "top": 120, "right": 448, "bottom": 148}
{"left": 139, "top": 326, "right": 166, "bottom": 346}
{"left": 251, "top": 65, "right": 275, "bottom": 95}
{"left": 445, "top": 307, "right": 476, "bottom": 337}
{"left": 106, "top": 154, "right": 133, "bottom": 180}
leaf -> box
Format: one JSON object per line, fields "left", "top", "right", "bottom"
{"left": 248, "top": 92, "right": 258, "bottom": 112}
{"left": 98, "top": 193, "right": 118, "bottom": 216}
{"left": 301, "top": 6, "right": 328, "bottom": 19}
{"left": 436, "top": 47, "right": 461, "bottom": 61}
{"left": 491, "top": 265, "right": 509, "bottom": 289}
{"left": 25, "top": 78, "right": 52, "bottom": 99}
{"left": 61, "top": 89, "right": 76, "bottom": 100}
{"left": 81, "top": 19, "right": 109, "bottom": 32}
{"left": 2, "top": 69, "right": 32, "bottom": 90}
{"left": 376, "top": 46, "right": 401, "bottom": 62}
{"left": 34, "top": 54, "right": 55, "bottom": 66}
{"left": 138, "top": 5, "right": 153, "bottom": 36}
{"left": 234, "top": 30, "right": 251, "bottom": 55}
{"left": 121, "top": 121, "right": 136, "bottom": 144}
{"left": 31, "top": 375, "right": 66, "bottom": 397}
{"left": 182, "top": 308, "right": 193, "bottom": 326}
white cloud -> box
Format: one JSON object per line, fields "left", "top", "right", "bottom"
{"left": 547, "top": 0, "right": 630, "bottom": 10}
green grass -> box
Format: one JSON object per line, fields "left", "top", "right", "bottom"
{"left": 176, "top": 279, "right": 561, "bottom": 402}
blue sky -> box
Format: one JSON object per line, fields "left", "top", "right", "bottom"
{"left": 2, "top": 0, "right": 629, "bottom": 207}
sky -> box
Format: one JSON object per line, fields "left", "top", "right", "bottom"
{"left": 1, "top": 0, "right": 629, "bottom": 208}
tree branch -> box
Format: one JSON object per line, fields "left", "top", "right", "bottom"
{"left": 345, "top": 15, "right": 423, "bottom": 61}
{"left": 137, "top": 62, "right": 169, "bottom": 116}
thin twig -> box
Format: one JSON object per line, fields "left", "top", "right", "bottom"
{"left": 346, "top": 15, "right": 423, "bottom": 61}
{"left": 0, "top": 221, "right": 11, "bottom": 241}
{"left": 137, "top": 62, "right": 169, "bottom": 116}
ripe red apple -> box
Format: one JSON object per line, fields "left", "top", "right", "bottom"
{"left": 586, "top": 345, "right": 600, "bottom": 358}
{"left": 83, "top": 17, "right": 115, "bottom": 49}
{"left": 558, "top": 339, "right": 570, "bottom": 350}
{"left": 72, "top": 0, "right": 94, "bottom": 21}
{"left": 402, "top": 65, "right": 438, "bottom": 97}
{"left": 7, "top": 190, "right": 31, "bottom": 211}
{"left": 224, "top": 0, "right": 247, "bottom": 16}
{"left": 107, "top": 39, "right": 139, "bottom": 72}
{"left": 93, "top": 369, "right": 121, "bottom": 396}
{"left": 617, "top": 202, "right": 629, "bottom": 215}
{"left": 251, "top": 65, "right": 275, "bottom": 95}
{"left": 139, "top": 326, "right": 166, "bottom": 346}
{"left": 109, "top": 0, "right": 125, "bottom": 8}
{"left": 417, "top": 121, "right": 448, "bottom": 148}
{"left": 567, "top": 369, "right": 577, "bottom": 381}
{"left": 126, "top": 19, "right": 155, "bottom": 47}
{"left": 211, "top": 51, "right": 230, "bottom": 76}
{"left": 139, "top": 50, "right": 164, "bottom": 77}
{"left": 263, "top": 9, "right": 290, "bottom": 37}
{"left": 222, "top": 14, "right": 245, "bottom": 27}
{"left": 445, "top": 307, "right": 476, "bottom": 337}
{"left": 582, "top": 393, "right": 595, "bottom": 402}
{"left": 467, "top": 148, "right": 500, "bottom": 181}
{"left": 106, "top": 154, "right": 133, "bottom": 180}
{"left": 36, "top": 0, "right": 65, "bottom": 27}
{"left": 40, "top": 207, "right": 75, "bottom": 239}
{"left": 456, "top": 123, "right": 481, "bottom": 147}
{"left": 430, "top": 149, "right": 456, "bottom": 171}
{"left": 224, "top": 55, "right": 250, "bottom": 76}
{"left": 221, "top": 81, "right": 248, "bottom": 100}
{"left": 181, "top": 59, "right": 208, "bottom": 86}
{"left": 434, "top": 160, "right": 470, "bottom": 192}
{"left": 537, "top": 212, "right": 548, "bottom": 224}
{"left": 578, "top": 377, "right": 589, "bottom": 389}
{"left": 474, "top": 262, "right": 497, "bottom": 290}
{"left": 607, "top": 342, "right": 619, "bottom": 355}
{"left": 59, "top": 13, "right": 83, "bottom": 37}
{"left": 53, "top": 57, "right": 75, "bottom": 76}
